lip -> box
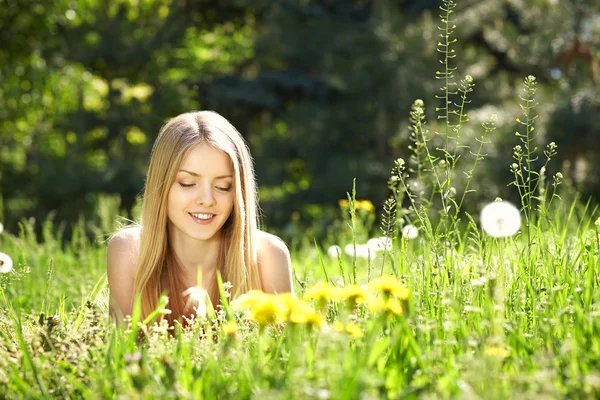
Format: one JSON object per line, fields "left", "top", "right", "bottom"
{"left": 188, "top": 212, "right": 215, "bottom": 225}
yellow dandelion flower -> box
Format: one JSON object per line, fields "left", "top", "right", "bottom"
{"left": 368, "top": 275, "right": 409, "bottom": 299}
{"left": 290, "top": 305, "right": 323, "bottom": 327}
{"left": 345, "top": 322, "right": 363, "bottom": 338}
{"left": 596, "top": 217, "right": 600, "bottom": 226}
{"left": 250, "top": 297, "right": 288, "bottom": 325}
{"left": 367, "top": 297, "right": 403, "bottom": 316}
{"left": 384, "top": 298, "right": 403, "bottom": 316}
{"left": 304, "top": 281, "right": 337, "bottom": 303}
{"left": 484, "top": 346, "right": 510, "bottom": 359}
{"left": 222, "top": 321, "right": 238, "bottom": 336}
{"left": 304, "top": 311, "right": 324, "bottom": 327}
{"left": 338, "top": 199, "right": 350, "bottom": 208}
{"left": 337, "top": 284, "right": 369, "bottom": 305}
{"left": 356, "top": 200, "right": 375, "bottom": 213}
{"left": 333, "top": 321, "right": 345, "bottom": 332}
{"left": 367, "top": 296, "right": 386, "bottom": 312}
{"left": 231, "top": 290, "right": 268, "bottom": 310}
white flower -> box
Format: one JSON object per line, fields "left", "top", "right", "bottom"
{"left": 0, "top": 252, "right": 13, "bottom": 274}
{"left": 182, "top": 286, "right": 209, "bottom": 318}
{"left": 480, "top": 201, "right": 521, "bottom": 238}
{"left": 401, "top": 225, "right": 419, "bottom": 240}
{"left": 354, "top": 244, "right": 371, "bottom": 259}
{"left": 366, "top": 236, "right": 392, "bottom": 252}
{"left": 327, "top": 245, "right": 342, "bottom": 258}
{"left": 344, "top": 244, "right": 371, "bottom": 259}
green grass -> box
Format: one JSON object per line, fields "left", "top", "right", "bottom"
{"left": 0, "top": 200, "right": 599, "bottom": 399}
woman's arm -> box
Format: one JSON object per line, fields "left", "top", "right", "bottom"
{"left": 257, "top": 231, "right": 293, "bottom": 295}
{"left": 106, "top": 227, "right": 139, "bottom": 322}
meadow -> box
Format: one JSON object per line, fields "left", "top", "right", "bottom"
{"left": 1, "top": 1, "right": 600, "bottom": 398}
{"left": 1, "top": 186, "right": 599, "bottom": 399}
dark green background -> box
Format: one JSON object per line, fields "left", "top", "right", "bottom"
{"left": 1, "top": 0, "right": 599, "bottom": 240}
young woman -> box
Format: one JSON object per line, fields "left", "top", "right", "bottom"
{"left": 107, "top": 111, "right": 293, "bottom": 325}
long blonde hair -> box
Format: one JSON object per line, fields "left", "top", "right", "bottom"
{"left": 133, "top": 111, "right": 262, "bottom": 324}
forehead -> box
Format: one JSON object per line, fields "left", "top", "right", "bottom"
{"left": 179, "top": 143, "right": 233, "bottom": 175}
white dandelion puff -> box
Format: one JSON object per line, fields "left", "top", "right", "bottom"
{"left": 366, "top": 237, "right": 392, "bottom": 252}
{"left": 344, "top": 244, "right": 355, "bottom": 257}
{"left": 344, "top": 244, "right": 370, "bottom": 259}
{"left": 327, "top": 245, "right": 342, "bottom": 258}
{"left": 182, "top": 286, "right": 209, "bottom": 319}
{"left": 354, "top": 244, "right": 371, "bottom": 259}
{"left": 0, "top": 222, "right": 4, "bottom": 234}
{"left": 401, "top": 224, "right": 419, "bottom": 240}
{"left": 0, "top": 252, "right": 12, "bottom": 274}
{"left": 480, "top": 201, "right": 521, "bottom": 238}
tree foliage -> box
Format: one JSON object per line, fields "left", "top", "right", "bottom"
{"left": 0, "top": 0, "right": 598, "bottom": 237}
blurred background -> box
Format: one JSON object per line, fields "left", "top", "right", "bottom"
{"left": 1, "top": 0, "right": 599, "bottom": 242}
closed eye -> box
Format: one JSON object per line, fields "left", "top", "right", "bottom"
{"left": 217, "top": 187, "right": 232, "bottom": 192}
{"left": 179, "top": 183, "right": 195, "bottom": 188}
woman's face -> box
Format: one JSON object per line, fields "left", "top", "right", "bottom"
{"left": 167, "top": 143, "right": 235, "bottom": 243}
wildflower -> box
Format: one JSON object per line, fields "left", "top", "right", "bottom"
{"left": 344, "top": 244, "right": 371, "bottom": 259}
{"left": 304, "top": 281, "right": 338, "bottom": 303}
{"left": 182, "top": 286, "right": 209, "bottom": 319}
{"left": 480, "top": 201, "right": 521, "bottom": 238}
{"left": 250, "top": 296, "right": 287, "bottom": 325}
{"left": 368, "top": 275, "right": 409, "bottom": 299}
{"left": 366, "top": 237, "right": 392, "bottom": 253}
{"left": 595, "top": 217, "right": 600, "bottom": 226}
{"left": 222, "top": 321, "right": 238, "bottom": 337}
{"left": 345, "top": 322, "right": 363, "bottom": 338}
{"left": 0, "top": 252, "right": 13, "bottom": 274}
{"left": 401, "top": 225, "right": 419, "bottom": 240}
{"left": 289, "top": 302, "right": 323, "bottom": 327}
{"left": 356, "top": 200, "right": 375, "bottom": 213}
{"left": 332, "top": 321, "right": 363, "bottom": 338}
{"left": 231, "top": 290, "right": 268, "bottom": 310}
{"left": 337, "top": 284, "right": 369, "bottom": 305}
{"left": 332, "top": 321, "right": 345, "bottom": 332}
{"left": 368, "top": 297, "right": 403, "bottom": 316}
{"left": 484, "top": 346, "right": 510, "bottom": 359}
{"left": 327, "top": 245, "right": 341, "bottom": 258}
{"left": 0, "top": 222, "right": 3, "bottom": 234}
{"left": 338, "top": 199, "right": 350, "bottom": 208}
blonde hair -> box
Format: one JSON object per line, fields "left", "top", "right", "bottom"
{"left": 133, "top": 111, "right": 262, "bottom": 324}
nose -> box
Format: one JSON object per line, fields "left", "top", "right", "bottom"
{"left": 195, "top": 186, "right": 216, "bottom": 206}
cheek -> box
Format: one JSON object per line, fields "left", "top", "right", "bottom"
{"left": 166, "top": 186, "right": 185, "bottom": 212}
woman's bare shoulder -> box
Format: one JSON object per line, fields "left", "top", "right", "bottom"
{"left": 107, "top": 226, "right": 141, "bottom": 275}
{"left": 106, "top": 226, "right": 141, "bottom": 320}
{"left": 256, "top": 230, "right": 293, "bottom": 294}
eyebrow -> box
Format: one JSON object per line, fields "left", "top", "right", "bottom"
{"left": 178, "top": 169, "right": 233, "bottom": 179}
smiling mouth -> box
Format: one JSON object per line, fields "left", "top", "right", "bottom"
{"left": 189, "top": 212, "right": 215, "bottom": 222}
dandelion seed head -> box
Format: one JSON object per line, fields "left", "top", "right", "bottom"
{"left": 327, "top": 245, "right": 341, "bottom": 258}
{"left": 0, "top": 252, "right": 13, "bottom": 274}
{"left": 366, "top": 237, "right": 392, "bottom": 252}
{"left": 402, "top": 224, "right": 419, "bottom": 240}
{"left": 480, "top": 201, "right": 521, "bottom": 238}
{"left": 183, "top": 286, "right": 209, "bottom": 319}
{"left": 344, "top": 244, "right": 370, "bottom": 259}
